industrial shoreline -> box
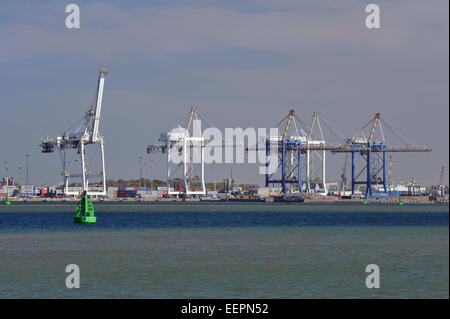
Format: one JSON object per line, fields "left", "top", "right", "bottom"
{"left": 3, "top": 196, "right": 448, "bottom": 205}
{"left": 2, "top": 70, "right": 447, "bottom": 216}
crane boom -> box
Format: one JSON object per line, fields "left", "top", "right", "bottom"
{"left": 332, "top": 146, "right": 431, "bottom": 153}
{"left": 368, "top": 113, "right": 380, "bottom": 141}
{"left": 308, "top": 112, "right": 319, "bottom": 140}
{"left": 91, "top": 69, "right": 109, "bottom": 143}
{"left": 185, "top": 106, "right": 197, "bottom": 135}
{"left": 439, "top": 166, "right": 445, "bottom": 186}
{"left": 280, "top": 109, "right": 295, "bottom": 140}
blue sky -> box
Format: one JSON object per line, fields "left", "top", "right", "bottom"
{"left": 0, "top": 0, "right": 448, "bottom": 186}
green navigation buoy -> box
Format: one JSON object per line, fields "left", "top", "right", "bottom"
{"left": 362, "top": 198, "right": 367, "bottom": 205}
{"left": 74, "top": 192, "right": 96, "bottom": 223}
{"left": 4, "top": 196, "right": 11, "bottom": 205}
{"left": 397, "top": 198, "right": 403, "bottom": 206}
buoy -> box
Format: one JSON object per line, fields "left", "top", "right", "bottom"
{"left": 362, "top": 198, "right": 367, "bottom": 205}
{"left": 4, "top": 196, "right": 11, "bottom": 205}
{"left": 74, "top": 192, "right": 96, "bottom": 223}
{"left": 397, "top": 198, "right": 403, "bottom": 206}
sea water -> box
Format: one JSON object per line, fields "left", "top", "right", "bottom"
{"left": 0, "top": 202, "right": 448, "bottom": 298}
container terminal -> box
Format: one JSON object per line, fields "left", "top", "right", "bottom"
{"left": 2, "top": 68, "right": 449, "bottom": 205}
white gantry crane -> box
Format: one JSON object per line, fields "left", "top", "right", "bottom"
{"left": 40, "top": 69, "right": 109, "bottom": 197}
{"left": 147, "top": 106, "right": 206, "bottom": 196}
{"left": 303, "top": 112, "right": 327, "bottom": 194}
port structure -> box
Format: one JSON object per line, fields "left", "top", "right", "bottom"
{"left": 265, "top": 110, "right": 303, "bottom": 195}
{"left": 147, "top": 106, "right": 206, "bottom": 196}
{"left": 147, "top": 106, "right": 261, "bottom": 196}
{"left": 40, "top": 69, "right": 109, "bottom": 197}
{"left": 147, "top": 107, "right": 430, "bottom": 199}
{"left": 332, "top": 113, "right": 432, "bottom": 198}
{"left": 304, "top": 112, "right": 328, "bottom": 194}
{"left": 265, "top": 110, "right": 341, "bottom": 195}
{"left": 148, "top": 108, "right": 347, "bottom": 197}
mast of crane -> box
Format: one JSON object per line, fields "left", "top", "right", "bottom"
{"left": 363, "top": 112, "right": 381, "bottom": 142}
{"left": 307, "top": 112, "right": 319, "bottom": 140}
{"left": 91, "top": 69, "right": 109, "bottom": 143}
{"left": 281, "top": 109, "right": 295, "bottom": 140}
{"left": 439, "top": 166, "right": 445, "bottom": 185}
{"left": 186, "top": 106, "right": 197, "bottom": 135}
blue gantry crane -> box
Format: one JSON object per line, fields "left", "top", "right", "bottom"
{"left": 265, "top": 110, "right": 344, "bottom": 197}
{"left": 332, "top": 113, "right": 431, "bottom": 198}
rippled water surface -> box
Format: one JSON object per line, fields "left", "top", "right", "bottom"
{"left": 0, "top": 202, "right": 448, "bottom": 298}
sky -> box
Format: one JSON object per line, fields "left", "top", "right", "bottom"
{"left": 0, "top": 0, "right": 448, "bottom": 187}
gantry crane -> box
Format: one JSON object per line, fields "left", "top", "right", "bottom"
{"left": 264, "top": 109, "right": 345, "bottom": 195}
{"left": 147, "top": 106, "right": 206, "bottom": 196}
{"left": 332, "top": 113, "right": 431, "bottom": 198}
{"left": 305, "top": 112, "right": 327, "bottom": 193}
{"left": 40, "top": 69, "right": 109, "bottom": 219}
{"left": 265, "top": 109, "right": 304, "bottom": 195}
{"left": 149, "top": 108, "right": 398, "bottom": 198}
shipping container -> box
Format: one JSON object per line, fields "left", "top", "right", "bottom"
{"left": 67, "top": 186, "right": 83, "bottom": 193}
{"left": 21, "top": 185, "right": 35, "bottom": 193}
{"left": 126, "top": 190, "right": 137, "bottom": 197}
{"left": 21, "top": 193, "right": 35, "bottom": 197}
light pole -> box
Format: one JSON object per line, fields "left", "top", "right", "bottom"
{"left": 25, "top": 154, "right": 30, "bottom": 197}
{"left": 150, "top": 159, "right": 154, "bottom": 190}
{"left": 3, "top": 161, "right": 7, "bottom": 185}
{"left": 18, "top": 167, "right": 22, "bottom": 188}
{"left": 138, "top": 156, "right": 143, "bottom": 198}
{"left": 143, "top": 162, "right": 146, "bottom": 190}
